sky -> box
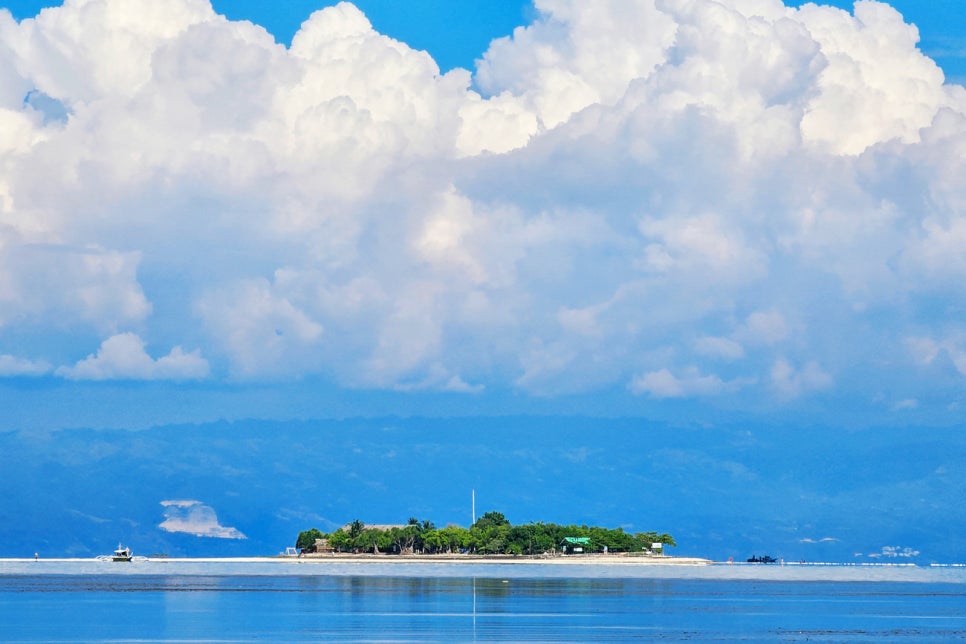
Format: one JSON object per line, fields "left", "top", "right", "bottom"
{"left": 1, "top": 0, "right": 966, "bottom": 432}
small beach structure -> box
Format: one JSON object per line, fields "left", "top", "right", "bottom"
{"left": 560, "top": 537, "right": 591, "bottom": 554}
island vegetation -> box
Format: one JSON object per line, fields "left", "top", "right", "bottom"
{"left": 296, "top": 511, "right": 676, "bottom": 556}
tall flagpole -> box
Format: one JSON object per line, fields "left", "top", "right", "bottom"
{"left": 472, "top": 489, "right": 475, "bottom": 526}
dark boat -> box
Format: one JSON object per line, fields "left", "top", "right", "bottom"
{"left": 747, "top": 555, "right": 777, "bottom": 564}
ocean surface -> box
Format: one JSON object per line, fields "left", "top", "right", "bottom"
{"left": 2, "top": 560, "right": 965, "bottom": 642}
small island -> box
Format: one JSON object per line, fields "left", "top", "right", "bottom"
{"left": 296, "top": 511, "right": 677, "bottom": 558}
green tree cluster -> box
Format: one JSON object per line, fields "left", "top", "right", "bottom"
{"left": 296, "top": 511, "right": 676, "bottom": 556}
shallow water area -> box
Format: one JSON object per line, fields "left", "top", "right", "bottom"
{"left": 2, "top": 559, "right": 966, "bottom": 642}
{"left": 3, "top": 557, "right": 966, "bottom": 581}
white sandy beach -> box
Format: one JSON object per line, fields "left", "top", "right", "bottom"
{"left": 6, "top": 556, "right": 966, "bottom": 584}
{"left": 4, "top": 554, "right": 713, "bottom": 565}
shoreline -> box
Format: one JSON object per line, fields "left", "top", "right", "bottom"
{"left": 4, "top": 557, "right": 964, "bottom": 583}
{"left": 4, "top": 554, "right": 955, "bottom": 568}
{"left": 2, "top": 554, "right": 714, "bottom": 565}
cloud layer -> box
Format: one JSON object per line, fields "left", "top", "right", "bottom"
{"left": 1, "top": 0, "right": 965, "bottom": 410}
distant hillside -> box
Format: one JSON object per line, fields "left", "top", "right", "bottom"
{"left": 1, "top": 417, "right": 964, "bottom": 563}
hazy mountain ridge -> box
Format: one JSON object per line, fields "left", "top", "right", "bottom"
{"left": 2, "top": 418, "right": 964, "bottom": 562}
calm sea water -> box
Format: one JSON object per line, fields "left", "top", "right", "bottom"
{"left": 1, "top": 561, "right": 965, "bottom": 642}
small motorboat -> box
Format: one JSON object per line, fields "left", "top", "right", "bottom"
{"left": 112, "top": 544, "right": 133, "bottom": 562}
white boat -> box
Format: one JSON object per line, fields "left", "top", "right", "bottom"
{"left": 112, "top": 544, "right": 133, "bottom": 562}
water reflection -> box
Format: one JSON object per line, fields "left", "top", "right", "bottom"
{"left": 3, "top": 569, "right": 966, "bottom": 642}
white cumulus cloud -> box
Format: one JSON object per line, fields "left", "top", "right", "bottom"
{"left": 771, "top": 358, "right": 833, "bottom": 398}
{"left": 159, "top": 500, "right": 246, "bottom": 539}
{"left": 0, "top": 354, "right": 50, "bottom": 376}
{"left": 0, "top": 0, "right": 964, "bottom": 412}
{"left": 630, "top": 367, "right": 740, "bottom": 399}
{"left": 56, "top": 333, "right": 209, "bottom": 381}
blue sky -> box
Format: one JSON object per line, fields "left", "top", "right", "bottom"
{"left": 816, "top": 1, "right": 966, "bottom": 82}
{"left": 1, "top": 0, "right": 532, "bottom": 72}
{"left": 0, "top": 0, "right": 965, "bottom": 429}
{"left": 3, "top": 1, "right": 964, "bottom": 79}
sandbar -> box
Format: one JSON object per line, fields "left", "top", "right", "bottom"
{"left": 3, "top": 553, "right": 712, "bottom": 565}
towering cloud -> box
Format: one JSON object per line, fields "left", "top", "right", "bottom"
{"left": 0, "top": 0, "right": 963, "bottom": 412}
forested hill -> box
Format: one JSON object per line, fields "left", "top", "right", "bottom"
{"left": 296, "top": 512, "right": 676, "bottom": 556}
